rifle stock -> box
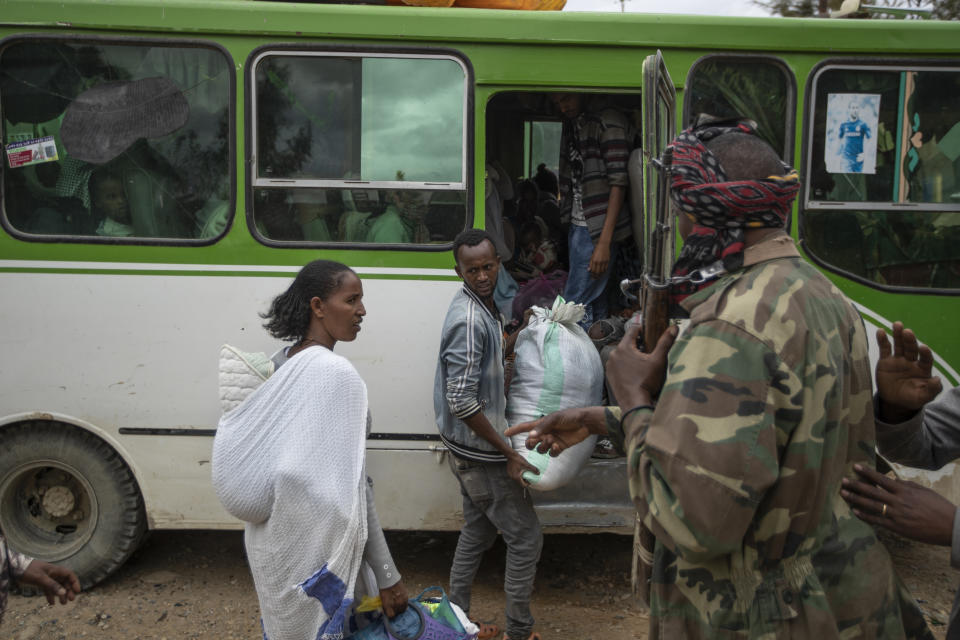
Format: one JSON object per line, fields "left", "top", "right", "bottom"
{"left": 642, "top": 286, "right": 670, "bottom": 354}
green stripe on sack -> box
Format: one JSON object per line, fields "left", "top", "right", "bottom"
{"left": 522, "top": 314, "right": 567, "bottom": 485}
{"left": 536, "top": 321, "right": 566, "bottom": 416}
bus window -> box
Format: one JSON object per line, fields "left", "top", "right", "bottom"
{"left": 684, "top": 56, "right": 794, "bottom": 159}
{"left": 250, "top": 52, "right": 469, "bottom": 245}
{"left": 523, "top": 120, "right": 562, "bottom": 179}
{"left": 1, "top": 39, "right": 232, "bottom": 242}
{"left": 802, "top": 64, "right": 960, "bottom": 290}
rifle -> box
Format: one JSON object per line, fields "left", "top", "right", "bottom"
{"left": 641, "top": 144, "right": 674, "bottom": 355}
{"left": 620, "top": 143, "right": 674, "bottom": 607}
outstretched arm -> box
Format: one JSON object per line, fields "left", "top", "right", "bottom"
{"left": 875, "top": 321, "right": 942, "bottom": 424}
{"left": 505, "top": 406, "right": 608, "bottom": 456}
{"left": 873, "top": 322, "right": 960, "bottom": 469}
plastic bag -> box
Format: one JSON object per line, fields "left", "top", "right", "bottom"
{"left": 506, "top": 297, "right": 603, "bottom": 490}
{"left": 346, "top": 587, "right": 478, "bottom": 640}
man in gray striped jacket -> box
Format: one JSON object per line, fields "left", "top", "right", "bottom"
{"left": 434, "top": 228, "right": 544, "bottom": 640}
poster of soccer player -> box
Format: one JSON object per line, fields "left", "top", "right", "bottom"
{"left": 826, "top": 93, "right": 880, "bottom": 175}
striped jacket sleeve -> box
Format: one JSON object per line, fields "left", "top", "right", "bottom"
{"left": 441, "top": 302, "right": 486, "bottom": 420}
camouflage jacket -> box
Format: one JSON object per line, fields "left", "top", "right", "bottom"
{"left": 607, "top": 236, "right": 932, "bottom": 639}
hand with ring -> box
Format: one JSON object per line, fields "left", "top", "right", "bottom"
{"left": 841, "top": 463, "right": 955, "bottom": 546}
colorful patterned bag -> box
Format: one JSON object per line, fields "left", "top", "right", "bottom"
{"left": 348, "top": 587, "right": 475, "bottom": 640}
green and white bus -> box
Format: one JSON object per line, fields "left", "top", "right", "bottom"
{"left": 1, "top": 0, "right": 958, "bottom": 586}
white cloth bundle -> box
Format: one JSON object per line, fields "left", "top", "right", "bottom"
{"left": 218, "top": 344, "right": 275, "bottom": 414}
{"left": 506, "top": 297, "right": 604, "bottom": 491}
{"left": 212, "top": 346, "right": 369, "bottom": 640}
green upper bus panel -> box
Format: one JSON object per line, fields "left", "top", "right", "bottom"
{"left": 2, "top": 0, "right": 959, "bottom": 55}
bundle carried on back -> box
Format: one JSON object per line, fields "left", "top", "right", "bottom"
{"left": 218, "top": 344, "right": 274, "bottom": 414}
{"left": 506, "top": 297, "right": 603, "bottom": 491}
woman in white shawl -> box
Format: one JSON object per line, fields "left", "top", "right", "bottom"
{"left": 213, "top": 260, "right": 408, "bottom": 640}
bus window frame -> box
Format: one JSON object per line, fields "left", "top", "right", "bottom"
{"left": 798, "top": 57, "right": 960, "bottom": 297}
{"left": 244, "top": 44, "right": 475, "bottom": 252}
{"left": 803, "top": 59, "right": 960, "bottom": 212}
{"left": 0, "top": 33, "right": 237, "bottom": 248}
{"left": 682, "top": 53, "right": 797, "bottom": 162}
{"left": 523, "top": 117, "right": 563, "bottom": 179}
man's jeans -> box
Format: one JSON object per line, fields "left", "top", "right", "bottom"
{"left": 447, "top": 454, "right": 543, "bottom": 639}
{"left": 563, "top": 224, "right": 617, "bottom": 329}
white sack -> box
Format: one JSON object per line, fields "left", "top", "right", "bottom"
{"left": 506, "top": 297, "right": 603, "bottom": 491}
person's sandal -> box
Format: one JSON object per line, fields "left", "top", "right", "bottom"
{"left": 474, "top": 621, "right": 501, "bottom": 640}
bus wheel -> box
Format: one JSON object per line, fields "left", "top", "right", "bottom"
{"left": 0, "top": 422, "right": 146, "bottom": 588}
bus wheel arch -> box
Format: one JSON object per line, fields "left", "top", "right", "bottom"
{"left": 0, "top": 420, "right": 147, "bottom": 588}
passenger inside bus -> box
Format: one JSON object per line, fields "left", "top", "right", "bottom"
{"left": 89, "top": 168, "right": 133, "bottom": 237}
{"left": 532, "top": 163, "right": 561, "bottom": 231}
{"left": 366, "top": 175, "right": 432, "bottom": 244}
{"left": 256, "top": 183, "right": 463, "bottom": 245}
{"left": 289, "top": 189, "right": 339, "bottom": 242}
{"left": 514, "top": 221, "right": 559, "bottom": 280}
{"left": 339, "top": 188, "right": 379, "bottom": 242}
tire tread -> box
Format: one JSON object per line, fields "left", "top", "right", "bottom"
{"left": 0, "top": 422, "right": 147, "bottom": 588}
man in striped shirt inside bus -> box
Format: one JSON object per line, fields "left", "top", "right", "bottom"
{"left": 551, "top": 93, "right": 635, "bottom": 330}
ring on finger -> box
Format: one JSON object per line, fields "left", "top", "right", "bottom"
{"left": 881, "top": 503, "right": 888, "bottom": 517}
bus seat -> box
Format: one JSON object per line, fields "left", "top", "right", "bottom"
{"left": 628, "top": 147, "right": 644, "bottom": 253}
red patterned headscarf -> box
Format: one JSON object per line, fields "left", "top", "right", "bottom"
{"left": 668, "top": 118, "right": 800, "bottom": 303}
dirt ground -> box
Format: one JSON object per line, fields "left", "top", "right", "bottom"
{"left": 3, "top": 529, "right": 955, "bottom": 640}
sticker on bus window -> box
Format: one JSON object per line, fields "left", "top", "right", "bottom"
{"left": 5, "top": 136, "right": 59, "bottom": 169}
{"left": 825, "top": 93, "right": 880, "bottom": 175}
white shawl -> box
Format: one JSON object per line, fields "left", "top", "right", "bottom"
{"left": 212, "top": 346, "right": 368, "bottom": 640}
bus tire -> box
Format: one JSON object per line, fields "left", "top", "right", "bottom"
{"left": 0, "top": 421, "right": 147, "bottom": 588}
